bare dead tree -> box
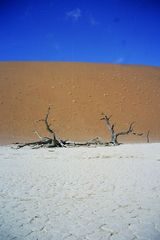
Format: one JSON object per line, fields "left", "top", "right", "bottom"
{"left": 37, "top": 106, "right": 64, "bottom": 147}
{"left": 17, "top": 107, "right": 64, "bottom": 148}
{"left": 101, "top": 113, "right": 143, "bottom": 145}
{"left": 16, "top": 106, "right": 107, "bottom": 149}
{"left": 146, "top": 130, "right": 150, "bottom": 143}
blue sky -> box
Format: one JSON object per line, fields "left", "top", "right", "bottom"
{"left": 0, "top": 0, "right": 160, "bottom": 66}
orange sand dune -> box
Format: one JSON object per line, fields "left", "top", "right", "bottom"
{"left": 0, "top": 62, "right": 160, "bottom": 144}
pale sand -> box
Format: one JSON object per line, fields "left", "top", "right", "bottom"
{"left": 0, "top": 143, "right": 160, "bottom": 239}
{"left": 0, "top": 62, "right": 160, "bottom": 144}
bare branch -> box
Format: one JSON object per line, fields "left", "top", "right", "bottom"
{"left": 44, "top": 106, "right": 55, "bottom": 135}
{"left": 101, "top": 113, "right": 112, "bottom": 121}
{"left": 111, "top": 124, "right": 115, "bottom": 131}
{"left": 32, "top": 121, "right": 43, "bottom": 140}
{"left": 33, "top": 130, "right": 42, "bottom": 139}
{"left": 17, "top": 138, "right": 52, "bottom": 149}
{"left": 101, "top": 114, "right": 115, "bottom": 136}
{"left": 36, "top": 107, "right": 55, "bottom": 135}
{"left": 147, "top": 130, "right": 150, "bottom": 143}
{"left": 116, "top": 122, "right": 135, "bottom": 137}
{"left": 133, "top": 132, "right": 143, "bottom": 136}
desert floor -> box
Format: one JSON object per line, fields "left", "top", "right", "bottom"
{"left": 0, "top": 143, "right": 160, "bottom": 240}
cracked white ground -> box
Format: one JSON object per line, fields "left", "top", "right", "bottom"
{"left": 0, "top": 143, "right": 160, "bottom": 240}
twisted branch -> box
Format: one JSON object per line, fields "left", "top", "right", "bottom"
{"left": 101, "top": 113, "right": 143, "bottom": 145}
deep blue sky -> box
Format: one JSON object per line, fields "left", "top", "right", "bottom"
{"left": 0, "top": 0, "right": 160, "bottom": 66}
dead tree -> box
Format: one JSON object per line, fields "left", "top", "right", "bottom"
{"left": 16, "top": 106, "right": 105, "bottom": 149}
{"left": 146, "top": 130, "right": 150, "bottom": 143}
{"left": 101, "top": 113, "right": 143, "bottom": 145}
{"left": 17, "top": 107, "right": 64, "bottom": 148}
{"left": 37, "top": 106, "right": 64, "bottom": 147}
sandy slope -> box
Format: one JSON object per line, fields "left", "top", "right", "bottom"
{"left": 0, "top": 62, "right": 160, "bottom": 144}
{"left": 0, "top": 143, "right": 160, "bottom": 240}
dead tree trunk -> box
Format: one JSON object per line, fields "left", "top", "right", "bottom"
{"left": 101, "top": 113, "right": 143, "bottom": 145}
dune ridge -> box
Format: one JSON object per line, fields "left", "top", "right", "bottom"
{"left": 0, "top": 62, "right": 160, "bottom": 144}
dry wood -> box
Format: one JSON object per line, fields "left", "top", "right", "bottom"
{"left": 147, "top": 130, "right": 150, "bottom": 143}
{"left": 16, "top": 107, "right": 145, "bottom": 149}
{"left": 101, "top": 113, "right": 143, "bottom": 145}
{"left": 17, "top": 107, "right": 64, "bottom": 148}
